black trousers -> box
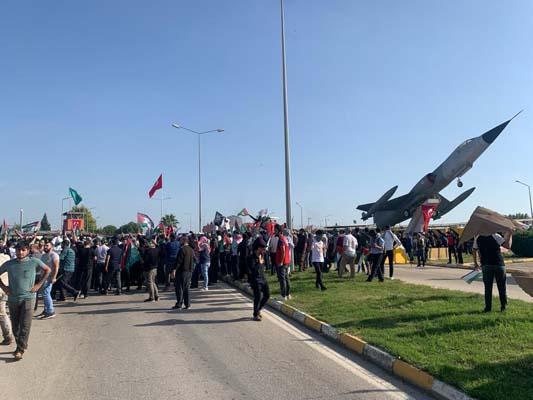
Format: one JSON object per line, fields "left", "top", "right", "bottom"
{"left": 79, "top": 267, "right": 94, "bottom": 296}
{"left": 448, "top": 245, "right": 457, "bottom": 263}
{"left": 252, "top": 281, "right": 270, "bottom": 317}
{"left": 104, "top": 269, "right": 122, "bottom": 294}
{"left": 175, "top": 271, "right": 192, "bottom": 308}
{"left": 56, "top": 271, "right": 78, "bottom": 299}
{"left": 231, "top": 255, "right": 240, "bottom": 280}
{"left": 482, "top": 265, "right": 507, "bottom": 310}
{"left": 313, "top": 262, "right": 325, "bottom": 289}
{"left": 209, "top": 252, "right": 219, "bottom": 284}
{"left": 94, "top": 263, "right": 106, "bottom": 292}
{"left": 367, "top": 253, "right": 384, "bottom": 282}
{"left": 8, "top": 299, "right": 35, "bottom": 351}
{"left": 380, "top": 250, "right": 394, "bottom": 278}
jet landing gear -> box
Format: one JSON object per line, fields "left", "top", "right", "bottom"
{"left": 403, "top": 209, "right": 411, "bottom": 218}
{"left": 457, "top": 178, "right": 464, "bottom": 188}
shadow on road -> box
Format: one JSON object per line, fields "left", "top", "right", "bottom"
{"left": 133, "top": 317, "right": 251, "bottom": 327}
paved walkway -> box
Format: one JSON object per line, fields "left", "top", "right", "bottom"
{"left": 0, "top": 284, "right": 429, "bottom": 400}
{"left": 394, "top": 265, "right": 533, "bottom": 303}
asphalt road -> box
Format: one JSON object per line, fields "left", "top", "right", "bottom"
{"left": 0, "top": 284, "right": 430, "bottom": 400}
{"left": 394, "top": 265, "right": 532, "bottom": 302}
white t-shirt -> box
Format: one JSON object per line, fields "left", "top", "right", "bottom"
{"left": 343, "top": 234, "right": 358, "bottom": 257}
{"left": 311, "top": 240, "right": 325, "bottom": 263}
{"left": 383, "top": 230, "right": 401, "bottom": 251}
{"left": 268, "top": 236, "right": 279, "bottom": 254}
{"left": 96, "top": 245, "right": 110, "bottom": 263}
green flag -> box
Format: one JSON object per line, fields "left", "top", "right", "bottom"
{"left": 69, "top": 187, "right": 83, "bottom": 205}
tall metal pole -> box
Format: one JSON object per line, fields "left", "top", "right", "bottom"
{"left": 281, "top": 0, "right": 292, "bottom": 230}
{"left": 515, "top": 180, "right": 533, "bottom": 224}
{"left": 19, "top": 209, "right": 23, "bottom": 230}
{"left": 198, "top": 133, "right": 202, "bottom": 232}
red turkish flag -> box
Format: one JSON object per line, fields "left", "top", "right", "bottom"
{"left": 148, "top": 174, "right": 163, "bottom": 198}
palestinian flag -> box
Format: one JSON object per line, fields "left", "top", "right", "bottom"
{"left": 137, "top": 213, "right": 155, "bottom": 230}
{"left": 22, "top": 221, "right": 40, "bottom": 233}
{"left": 148, "top": 174, "right": 163, "bottom": 198}
{"left": 69, "top": 187, "right": 83, "bottom": 205}
{"left": 238, "top": 208, "right": 250, "bottom": 217}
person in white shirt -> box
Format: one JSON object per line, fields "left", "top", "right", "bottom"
{"left": 95, "top": 239, "right": 109, "bottom": 294}
{"left": 311, "top": 231, "right": 327, "bottom": 290}
{"left": 339, "top": 229, "right": 358, "bottom": 278}
{"left": 380, "top": 226, "right": 402, "bottom": 279}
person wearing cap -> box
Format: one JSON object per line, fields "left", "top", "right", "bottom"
{"left": 249, "top": 237, "right": 270, "bottom": 321}
{"left": 0, "top": 241, "right": 51, "bottom": 360}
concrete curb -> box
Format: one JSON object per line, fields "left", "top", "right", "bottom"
{"left": 220, "top": 275, "right": 475, "bottom": 400}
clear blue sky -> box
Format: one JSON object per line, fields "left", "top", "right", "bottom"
{"left": 1, "top": 0, "right": 532, "bottom": 230}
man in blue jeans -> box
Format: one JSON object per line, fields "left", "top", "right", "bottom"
{"left": 198, "top": 236, "right": 211, "bottom": 290}
{"left": 38, "top": 241, "right": 59, "bottom": 319}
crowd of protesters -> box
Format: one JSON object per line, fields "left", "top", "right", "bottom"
{"left": 0, "top": 218, "right": 475, "bottom": 361}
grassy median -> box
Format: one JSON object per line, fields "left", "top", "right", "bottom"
{"left": 265, "top": 269, "right": 533, "bottom": 400}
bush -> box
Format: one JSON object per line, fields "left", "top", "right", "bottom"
{"left": 511, "top": 231, "right": 533, "bottom": 257}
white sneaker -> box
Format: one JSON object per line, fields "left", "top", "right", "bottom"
{"left": 390, "top": 277, "right": 395, "bottom": 280}
{"left": 287, "top": 294, "right": 292, "bottom": 300}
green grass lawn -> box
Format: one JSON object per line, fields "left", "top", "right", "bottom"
{"left": 265, "top": 269, "right": 533, "bottom": 400}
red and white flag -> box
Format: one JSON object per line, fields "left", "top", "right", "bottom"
{"left": 421, "top": 204, "right": 438, "bottom": 232}
{"left": 148, "top": 174, "right": 163, "bottom": 198}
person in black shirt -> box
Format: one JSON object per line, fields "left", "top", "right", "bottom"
{"left": 105, "top": 239, "right": 123, "bottom": 295}
{"left": 142, "top": 240, "right": 160, "bottom": 302}
{"left": 173, "top": 236, "right": 195, "bottom": 310}
{"left": 249, "top": 237, "right": 270, "bottom": 321}
{"left": 473, "top": 233, "right": 509, "bottom": 312}
{"left": 78, "top": 239, "right": 97, "bottom": 299}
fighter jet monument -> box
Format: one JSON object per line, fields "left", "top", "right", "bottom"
{"left": 357, "top": 112, "right": 521, "bottom": 227}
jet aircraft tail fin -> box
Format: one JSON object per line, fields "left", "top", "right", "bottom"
{"left": 357, "top": 202, "right": 374, "bottom": 212}
{"left": 434, "top": 188, "right": 476, "bottom": 220}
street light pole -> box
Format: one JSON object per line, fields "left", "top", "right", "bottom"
{"left": 172, "top": 123, "right": 224, "bottom": 232}
{"left": 515, "top": 180, "right": 533, "bottom": 222}
{"left": 280, "top": 0, "right": 293, "bottom": 230}
{"left": 152, "top": 196, "right": 172, "bottom": 223}
{"left": 325, "top": 214, "right": 332, "bottom": 228}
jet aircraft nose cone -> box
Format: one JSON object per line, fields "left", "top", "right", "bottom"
{"left": 481, "top": 120, "right": 510, "bottom": 144}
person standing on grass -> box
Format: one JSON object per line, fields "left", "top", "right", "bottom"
{"left": 339, "top": 228, "right": 357, "bottom": 278}
{"left": 366, "top": 230, "right": 384, "bottom": 283}
{"left": 38, "top": 241, "right": 59, "bottom": 319}
{"left": 473, "top": 233, "right": 509, "bottom": 313}
{"left": 381, "top": 226, "right": 402, "bottom": 280}
{"left": 249, "top": 237, "right": 270, "bottom": 321}
{"left": 311, "top": 231, "right": 327, "bottom": 291}
{"left": 274, "top": 224, "right": 291, "bottom": 301}
{"left": 0, "top": 241, "right": 50, "bottom": 360}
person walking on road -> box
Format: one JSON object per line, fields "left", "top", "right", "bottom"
{"left": 56, "top": 239, "right": 79, "bottom": 301}
{"left": 173, "top": 236, "right": 195, "bottom": 310}
{"left": 198, "top": 235, "right": 211, "bottom": 291}
{"left": 105, "top": 239, "right": 123, "bottom": 295}
{"left": 249, "top": 237, "right": 270, "bottom": 321}
{"left": 473, "top": 233, "right": 509, "bottom": 312}
{"left": 143, "top": 240, "right": 160, "bottom": 302}
{"left": 95, "top": 239, "right": 109, "bottom": 294}
{"left": 0, "top": 253, "right": 14, "bottom": 345}
{"left": 78, "top": 239, "right": 97, "bottom": 299}
{"left": 381, "top": 226, "right": 402, "bottom": 279}
{"left": 38, "top": 241, "right": 59, "bottom": 319}
{"left": 0, "top": 241, "right": 50, "bottom": 360}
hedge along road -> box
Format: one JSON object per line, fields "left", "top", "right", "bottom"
{"left": 0, "top": 285, "right": 429, "bottom": 400}
{"left": 271, "top": 269, "right": 533, "bottom": 400}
